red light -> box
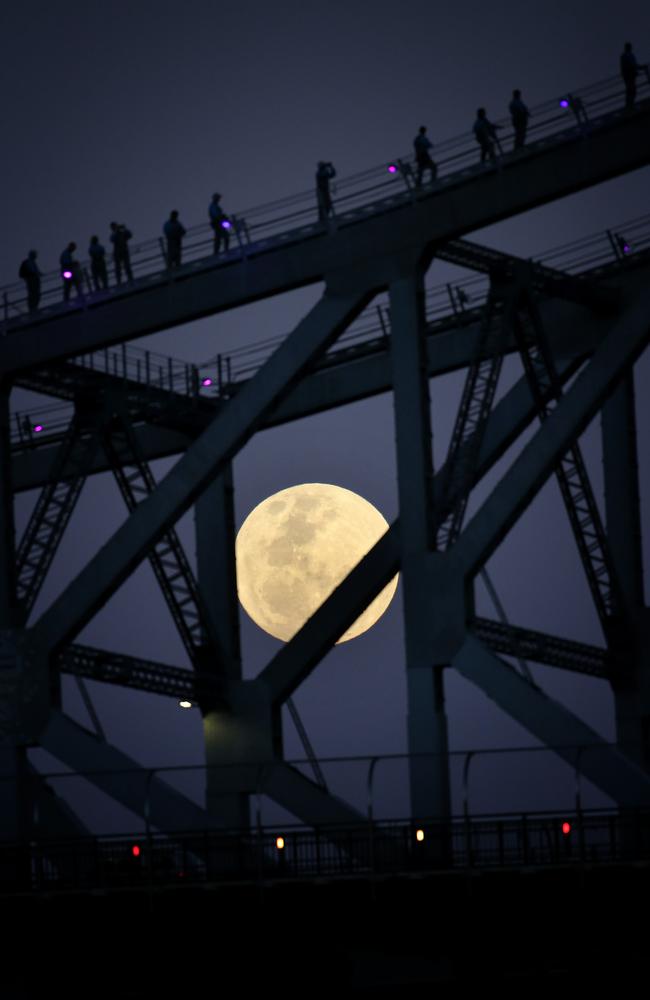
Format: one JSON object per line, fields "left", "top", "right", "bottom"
{"left": 132, "top": 844, "right": 141, "bottom": 857}
{"left": 561, "top": 822, "right": 571, "bottom": 836}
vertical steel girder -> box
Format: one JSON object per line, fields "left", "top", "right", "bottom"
{"left": 103, "top": 410, "right": 219, "bottom": 669}
{"left": 389, "top": 268, "right": 451, "bottom": 819}
{"left": 15, "top": 413, "right": 102, "bottom": 623}
{"left": 512, "top": 290, "right": 620, "bottom": 632}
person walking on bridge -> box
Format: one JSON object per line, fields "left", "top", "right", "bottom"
{"left": 316, "top": 161, "right": 336, "bottom": 222}
{"left": 19, "top": 250, "right": 42, "bottom": 312}
{"left": 509, "top": 90, "right": 530, "bottom": 149}
{"left": 413, "top": 126, "right": 437, "bottom": 186}
{"left": 209, "top": 193, "right": 231, "bottom": 255}
{"left": 110, "top": 222, "right": 133, "bottom": 283}
{"left": 89, "top": 236, "right": 108, "bottom": 291}
{"left": 620, "top": 42, "right": 644, "bottom": 109}
{"left": 164, "top": 210, "right": 186, "bottom": 268}
{"left": 473, "top": 108, "right": 501, "bottom": 164}
{"left": 60, "top": 242, "right": 83, "bottom": 302}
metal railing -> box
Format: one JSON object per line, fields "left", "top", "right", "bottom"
{"left": 2, "top": 71, "right": 649, "bottom": 326}
{"left": 11, "top": 209, "right": 650, "bottom": 450}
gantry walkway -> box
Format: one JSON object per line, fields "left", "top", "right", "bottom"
{"left": 1, "top": 73, "right": 650, "bottom": 374}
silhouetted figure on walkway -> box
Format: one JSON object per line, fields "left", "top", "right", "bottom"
{"left": 413, "top": 126, "right": 437, "bottom": 185}
{"left": 89, "top": 236, "right": 108, "bottom": 291}
{"left": 19, "top": 250, "right": 42, "bottom": 311}
{"left": 621, "top": 42, "right": 642, "bottom": 109}
{"left": 60, "top": 242, "right": 83, "bottom": 302}
{"left": 209, "top": 193, "right": 231, "bottom": 254}
{"left": 473, "top": 108, "right": 501, "bottom": 164}
{"left": 164, "top": 210, "right": 186, "bottom": 268}
{"left": 316, "top": 161, "right": 336, "bottom": 221}
{"left": 563, "top": 92, "right": 589, "bottom": 133}
{"left": 110, "top": 222, "right": 133, "bottom": 283}
{"left": 509, "top": 90, "right": 530, "bottom": 149}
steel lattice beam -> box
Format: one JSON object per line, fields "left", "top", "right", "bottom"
{"left": 472, "top": 617, "right": 609, "bottom": 678}
{"left": 15, "top": 413, "right": 102, "bottom": 622}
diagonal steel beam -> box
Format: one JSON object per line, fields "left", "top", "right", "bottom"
{"left": 455, "top": 634, "right": 650, "bottom": 807}
{"left": 39, "top": 710, "right": 209, "bottom": 830}
{"left": 263, "top": 761, "right": 364, "bottom": 826}
{"left": 455, "top": 288, "right": 650, "bottom": 579}
{"left": 259, "top": 356, "right": 580, "bottom": 706}
{"left": 29, "top": 287, "right": 374, "bottom": 654}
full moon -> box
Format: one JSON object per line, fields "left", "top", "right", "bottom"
{"left": 235, "top": 483, "right": 398, "bottom": 643}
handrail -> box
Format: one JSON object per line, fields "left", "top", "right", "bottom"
{"left": 1, "top": 71, "right": 648, "bottom": 326}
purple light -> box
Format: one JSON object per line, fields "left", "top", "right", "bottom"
{"left": 221, "top": 220, "right": 232, "bottom": 229}
{"left": 201, "top": 377, "right": 213, "bottom": 387}
{"left": 33, "top": 424, "right": 43, "bottom": 433}
{"left": 62, "top": 269, "right": 73, "bottom": 279}
{"left": 559, "top": 99, "right": 569, "bottom": 109}
{"left": 623, "top": 243, "right": 631, "bottom": 254}
{"left": 387, "top": 163, "right": 398, "bottom": 174}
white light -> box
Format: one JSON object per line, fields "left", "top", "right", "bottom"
{"left": 276, "top": 836, "right": 285, "bottom": 850}
{"left": 416, "top": 828, "right": 425, "bottom": 842}
{"left": 178, "top": 699, "right": 193, "bottom": 709}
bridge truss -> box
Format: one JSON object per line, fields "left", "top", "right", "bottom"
{"left": 1, "top": 76, "right": 650, "bottom": 841}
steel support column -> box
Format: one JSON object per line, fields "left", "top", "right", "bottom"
{"left": 195, "top": 468, "right": 249, "bottom": 829}
{"left": 389, "top": 267, "right": 451, "bottom": 820}
{"left": 602, "top": 373, "right": 650, "bottom": 767}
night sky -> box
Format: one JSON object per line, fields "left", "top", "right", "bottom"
{"left": 2, "top": 1, "right": 650, "bottom": 827}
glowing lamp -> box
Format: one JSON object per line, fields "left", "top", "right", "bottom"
{"left": 276, "top": 836, "right": 285, "bottom": 850}
{"left": 62, "top": 269, "right": 73, "bottom": 279}
{"left": 178, "top": 699, "right": 193, "bottom": 709}
{"left": 33, "top": 424, "right": 43, "bottom": 433}
{"left": 561, "top": 821, "right": 571, "bottom": 835}
{"left": 236, "top": 484, "right": 398, "bottom": 643}
{"left": 416, "top": 829, "right": 425, "bottom": 842}
{"left": 559, "top": 99, "right": 569, "bottom": 109}
{"left": 132, "top": 845, "right": 141, "bottom": 857}
{"left": 201, "top": 377, "right": 213, "bottom": 387}
{"left": 221, "top": 220, "right": 232, "bottom": 229}
{"left": 623, "top": 243, "right": 630, "bottom": 254}
{"left": 387, "top": 163, "right": 398, "bottom": 174}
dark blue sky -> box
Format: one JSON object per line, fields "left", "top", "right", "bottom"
{"left": 3, "top": 1, "right": 650, "bottom": 824}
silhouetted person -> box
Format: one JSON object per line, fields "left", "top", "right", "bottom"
{"left": 473, "top": 108, "right": 501, "bottom": 164}
{"left": 60, "top": 242, "right": 83, "bottom": 302}
{"left": 110, "top": 222, "right": 133, "bottom": 283}
{"left": 509, "top": 89, "right": 530, "bottom": 149}
{"left": 413, "top": 126, "right": 437, "bottom": 185}
{"left": 316, "top": 161, "right": 336, "bottom": 221}
{"left": 164, "top": 210, "right": 186, "bottom": 267}
{"left": 564, "top": 92, "right": 588, "bottom": 132}
{"left": 209, "top": 193, "right": 231, "bottom": 254}
{"left": 88, "top": 235, "right": 108, "bottom": 291}
{"left": 621, "top": 42, "right": 641, "bottom": 109}
{"left": 19, "top": 250, "right": 42, "bottom": 311}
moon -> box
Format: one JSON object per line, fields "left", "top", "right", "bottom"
{"left": 235, "top": 483, "right": 398, "bottom": 643}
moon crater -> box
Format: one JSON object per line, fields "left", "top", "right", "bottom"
{"left": 236, "top": 483, "right": 398, "bottom": 643}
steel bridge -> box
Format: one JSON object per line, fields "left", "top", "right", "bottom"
{"left": 2, "top": 69, "right": 650, "bottom": 886}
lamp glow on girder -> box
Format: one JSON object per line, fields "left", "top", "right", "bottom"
{"left": 222, "top": 220, "right": 232, "bottom": 229}
{"left": 276, "top": 836, "right": 285, "bottom": 850}
{"left": 62, "top": 270, "right": 73, "bottom": 279}
{"left": 387, "top": 163, "right": 398, "bottom": 174}
{"left": 201, "top": 377, "right": 213, "bottom": 387}
{"left": 559, "top": 98, "right": 569, "bottom": 108}
{"left": 235, "top": 484, "right": 399, "bottom": 644}
{"left": 416, "top": 828, "right": 425, "bottom": 842}
{"left": 178, "top": 699, "right": 193, "bottom": 709}
{"left": 33, "top": 424, "right": 43, "bottom": 433}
